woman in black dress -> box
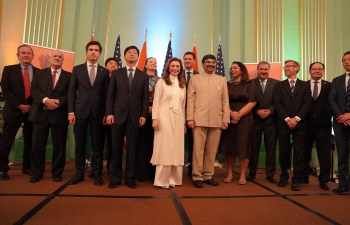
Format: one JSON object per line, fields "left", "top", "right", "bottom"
{"left": 220, "top": 61, "right": 258, "bottom": 185}
{"left": 136, "top": 57, "right": 159, "bottom": 181}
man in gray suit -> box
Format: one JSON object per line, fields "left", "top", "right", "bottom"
{"left": 247, "top": 61, "right": 279, "bottom": 183}
{"left": 329, "top": 51, "right": 350, "bottom": 193}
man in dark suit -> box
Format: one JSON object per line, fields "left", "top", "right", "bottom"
{"left": 302, "top": 62, "right": 332, "bottom": 190}
{"left": 68, "top": 41, "right": 109, "bottom": 186}
{"left": 0, "top": 45, "right": 39, "bottom": 180}
{"left": 329, "top": 51, "right": 350, "bottom": 193}
{"left": 274, "top": 60, "right": 312, "bottom": 191}
{"left": 28, "top": 49, "right": 71, "bottom": 183}
{"left": 104, "top": 57, "right": 118, "bottom": 173}
{"left": 106, "top": 46, "right": 148, "bottom": 189}
{"left": 247, "top": 61, "right": 279, "bottom": 183}
{"left": 183, "top": 51, "right": 199, "bottom": 177}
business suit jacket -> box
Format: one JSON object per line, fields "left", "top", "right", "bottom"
{"left": 106, "top": 67, "right": 149, "bottom": 126}
{"left": 1, "top": 64, "right": 39, "bottom": 118}
{"left": 253, "top": 77, "right": 279, "bottom": 125}
{"left": 274, "top": 79, "right": 312, "bottom": 129}
{"left": 329, "top": 74, "right": 348, "bottom": 120}
{"left": 29, "top": 68, "right": 71, "bottom": 125}
{"left": 186, "top": 73, "right": 230, "bottom": 127}
{"left": 68, "top": 63, "right": 109, "bottom": 119}
{"left": 306, "top": 79, "right": 332, "bottom": 128}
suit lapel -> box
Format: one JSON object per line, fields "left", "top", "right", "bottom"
{"left": 264, "top": 78, "right": 273, "bottom": 95}
{"left": 54, "top": 70, "right": 67, "bottom": 90}
{"left": 82, "top": 63, "right": 92, "bottom": 87}
{"left": 122, "top": 67, "right": 130, "bottom": 91}
{"left": 340, "top": 73, "right": 347, "bottom": 94}
{"left": 16, "top": 64, "right": 25, "bottom": 89}
{"left": 130, "top": 69, "right": 141, "bottom": 90}
{"left": 282, "top": 79, "right": 293, "bottom": 97}
{"left": 293, "top": 79, "right": 303, "bottom": 95}
{"left": 92, "top": 65, "right": 103, "bottom": 88}
{"left": 254, "top": 78, "right": 263, "bottom": 95}
{"left": 45, "top": 68, "right": 54, "bottom": 90}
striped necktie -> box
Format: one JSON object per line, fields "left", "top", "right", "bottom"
{"left": 290, "top": 80, "right": 295, "bottom": 94}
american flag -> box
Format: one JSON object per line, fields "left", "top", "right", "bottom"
{"left": 114, "top": 34, "right": 123, "bottom": 68}
{"left": 161, "top": 40, "right": 172, "bottom": 77}
{"left": 215, "top": 42, "right": 225, "bottom": 77}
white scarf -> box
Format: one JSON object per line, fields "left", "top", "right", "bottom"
{"left": 169, "top": 75, "right": 179, "bottom": 114}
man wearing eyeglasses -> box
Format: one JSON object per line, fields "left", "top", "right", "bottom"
{"left": 302, "top": 62, "right": 331, "bottom": 190}
{"left": 273, "top": 60, "right": 312, "bottom": 191}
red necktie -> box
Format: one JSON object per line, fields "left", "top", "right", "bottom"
{"left": 52, "top": 70, "right": 57, "bottom": 88}
{"left": 23, "top": 67, "right": 31, "bottom": 99}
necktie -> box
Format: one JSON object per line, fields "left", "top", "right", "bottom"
{"left": 346, "top": 73, "right": 350, "bottom": 106}
{"left": 89, "top": 65, "right": 95, "bottom": 86}
{"left": 290, "top": 80, "right": 295, "bottom": 94}
{"left": 128, "top": 68, "right": 133, "bottom": 87}
{"left": 52, "top": 70, "right": 57, "bottom": 88}
{"left": 23, "top": 67, "right": 31, "bottom": 99}
{"left": 313, "top": 80, "right": 319, "bottom": 101}
{"left": 261, "top": 80, "right": 265, "bottom": 93}
{"left": 186, "top": 72, "right": 191, "bottom": 86}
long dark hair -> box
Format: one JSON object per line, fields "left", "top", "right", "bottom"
{"left": 231, "top": 61, "right": 250, "bottom": 83}
{"left": 163, "top": 58, "right": 185, "bottom": 88}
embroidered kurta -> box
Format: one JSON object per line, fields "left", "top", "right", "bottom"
{"left": 151, "top": 78, "right": 186, "bottom": 166}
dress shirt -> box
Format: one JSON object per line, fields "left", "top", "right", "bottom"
{"left": 185, "top": 69, "right": 194, "bottom": 82}
{"left": 126, "top": 65, "right": 137, "bottom": 78}
{"left": 287, "top": 78, "right": 297, "bottom": 87}
{"left": 87, "top": 61, "right": 98, "bottom": 79}
{"left": 43, "top": 68, "right": 62, "bottom": 104}
{"left": 285, "top": 78, "right": 301, "bottom": 122}
{"left": 20, "top": 64, "right": 33, "bottom": 84}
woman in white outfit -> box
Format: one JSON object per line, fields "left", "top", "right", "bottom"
{"left": 151, "top": 57, "right": 186, "bottom": 189}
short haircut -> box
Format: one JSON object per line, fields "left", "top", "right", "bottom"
{"left": 183, "top": 52, "right": 196, "bottom": 60}
{"left": 309, "top": 62, "right": 325, "bottom": 70}
{"left": 342, "top": 51, "right": 350, "bottom": 59}
{"left": 257, "top": 61, "right": 270, "bottom": 69}
{"left": 105, "top": 57, "right": 118, "bottom": 66}
{"left": 201, "top": 54, "right": 216, "bottom": 63}
{"left": 124, "top": 46, "right": 139, "bottom": 56}
{"left": 85, "top": 41, "right": 102, "bottom": 53}
{"left": 17, "top": 44, "right": 34, "bottom": 55}
{"left": 284, "top": 60, "right": 300, "bottom": 73}
{"left": 49, "top": 50, "right": 64, "bottom": 59}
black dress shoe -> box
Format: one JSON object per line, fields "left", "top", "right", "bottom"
{"left": 0, "top": 171, "right": 9, "bottom": 180}
{"left": 53, "top": 175, "right": 62, "bottom": 182}
{"left": 266, "top": 177, "right": 277, "bottom": 183}
{"left": 333, "top": 185, "right": 350, "bottom": 193}
{"left": 30, "top": 175, "right": 43, "bottom": 183}
{"left": 69, "top": 174, "right": 84, "bottom": 185}
{"left": 94, "top": 175, "right": 103, "bottom": 186}
{"left": 22, "top": 169, "right": 33, "bottom": 176}
{"left": 277, "top": 179, "right": 288, "bottom": 187}
{"left": 125, "top": 181, "right": 137, "bottom": 189}
{"left": 108, "top": 181, "right": 121, "bottom": 189}
{"left": 193, "top": 180, "right": 203, "bottom": 188}
{"left": 291, "top": 182, "right": 301, "bottom": 191}
{"left": 203, "top": 178, "right": 219, "bottom": 186}
{"left": 246, "top": 174, "right": 256, "bottom": 181}
{"left": 319, "top": 183, "right": 329, "bottom": 190}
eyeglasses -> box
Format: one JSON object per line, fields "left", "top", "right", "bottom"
{"left": 310, "top": 68, "right": 324, "bottom": 71}
{"left": 283, "top": 65, "right": 296, "bottom": 69}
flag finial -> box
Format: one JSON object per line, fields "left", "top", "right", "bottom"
{"left": 194, "top": 34, "right": 196, "bottom": 44}
{"left": 170, "top": 30, "right": 172, "bottom": 39}
{"left": 219, "top": 34, "right": 221, "bottom": 42}
{"left": 118, "top": 28, "right": 120, "bottom": 35}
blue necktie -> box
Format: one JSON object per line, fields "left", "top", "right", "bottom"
{"left": 290, "top": 80, "right": 295, "bottom": 94}
{"left": 128, "top": 68, "right": 133, "bottom": 88}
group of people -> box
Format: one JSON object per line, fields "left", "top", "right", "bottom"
{"left": 0, "top": 41, "right": 349, "bottom": 193}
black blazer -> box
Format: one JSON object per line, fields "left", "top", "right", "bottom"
{"left": 106, "top": 67, "right": 149, "bottom": 126}
{"left": 253, "top": 77, "right": 280, "bottom": 125}
{"left": 329, "top": 73, "right": 349, "bottom": 128}
{"left": 68, "top": 63, "right": 109, "bottom": 120}
{"left": 306, "top": 79, "right": 332, "bottom": 128}
{"left": 273, "top": 79, "right": 312, "bottom": 129}
{"left": 0, "top": 64, "right": 39, "bottom": 118}
{"left": 29, "top": 68, "right": 72, "bottom": 126}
